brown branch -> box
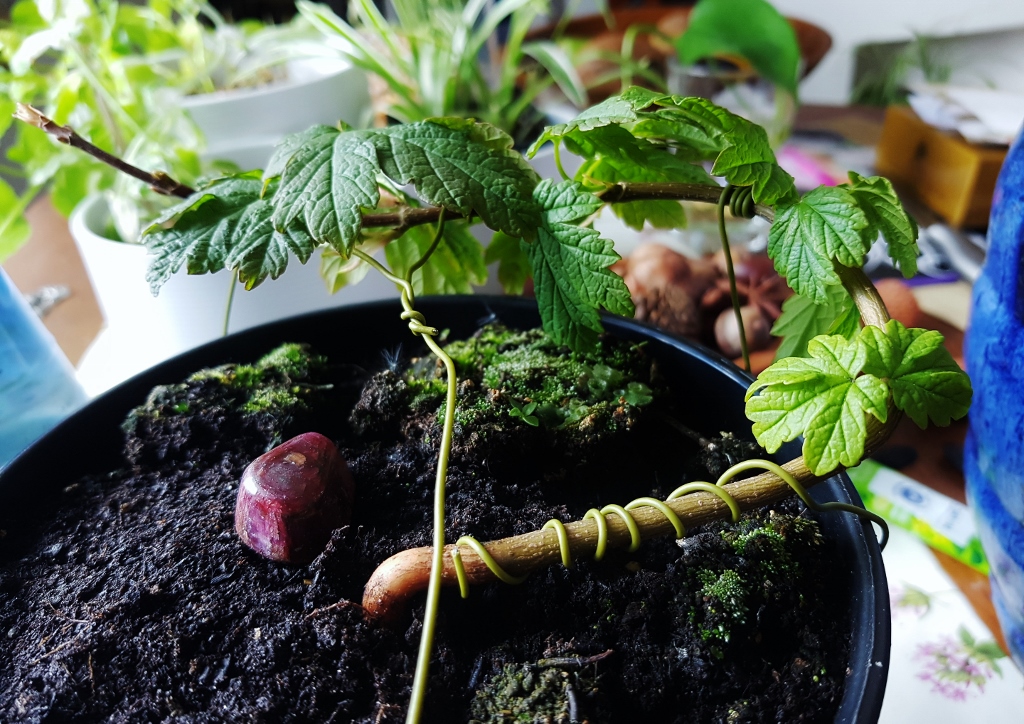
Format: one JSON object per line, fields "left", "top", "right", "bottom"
{"left": 360, "top": 183, "right": 775, "bottom": 230}
{"left": 12, "top": 114, "right": 765, "bottom": 231}
{"left": 13, "top": 104, "right": 195, "bottom": 199}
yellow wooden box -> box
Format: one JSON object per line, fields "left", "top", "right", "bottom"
{"left": 875, "top": 105, "right": 1007, "bottom": 229}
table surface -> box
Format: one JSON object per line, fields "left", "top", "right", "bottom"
{"left": 2, "top": 104, "right": 1012, "bottom": 685}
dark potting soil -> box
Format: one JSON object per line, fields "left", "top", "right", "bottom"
{"left": 0, "top": 330, "right": 851, "bottom": 723}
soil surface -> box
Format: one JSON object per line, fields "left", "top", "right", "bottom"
{"left": 0, "top": 329, "right": 851, "bottom": 723}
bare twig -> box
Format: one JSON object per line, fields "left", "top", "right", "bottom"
{"left": 13, "top": 103, "right": 195, "bottom": 198}
{"left": 12, "top": 109, "right": 769, "bottom": 232}
{"left": 537, "top": 649, "right": 614, "bottom": 670}
{"left": 305, "top": 599, "right": 364, "bottom": 619}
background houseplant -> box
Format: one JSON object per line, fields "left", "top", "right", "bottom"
{"left": 296, "top": 0, "right": 588, "bottom": 147}
{"left": 16, "top": 84, "right": 972, "bottom": 719}
{"left": 1, "top": 0, "right": 372, "bottom": 388}
{"left": 0, "top": 0, "right": 363, "bottom": 251}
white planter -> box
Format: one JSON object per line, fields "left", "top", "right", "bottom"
{"left": 71, "top": 195, "right": 398, "bottom": 395}
{"left": 181, "top": 57, "right": 372, "bottom": 168}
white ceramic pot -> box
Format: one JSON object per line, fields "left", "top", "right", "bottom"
{"left": 181, "top": 57, "right": 372, "bottom": 168}
{"left": 71, "top": 195, "right": 398, "bottom": 395}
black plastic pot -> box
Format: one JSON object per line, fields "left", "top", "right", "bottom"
{"left": 0, "top": 296, "right": 889, "bottom": 721}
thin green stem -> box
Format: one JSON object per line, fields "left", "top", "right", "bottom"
{"left": 349, "top": 243, "right": 457, "bottom": 724}
{"left": 553, "top": 142, "right": 570, "bottom": 181}
{"left": 352, "top": 248, "right": 414, "bottom": 299}
{"left": 406, "top": 332, "right": 456, "bottom": 724}
{"left": 717, "top": 187, "right": 751, "bottom": 372}
{"left": 222, "top": 274, "right": 237, "bottom": 337}
{"left": 408, "top": 209, "right": 446, "bottom": 278}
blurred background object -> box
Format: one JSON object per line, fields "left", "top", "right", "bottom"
{"left": 0, "top": 266, "right": 86, "bottom": 469}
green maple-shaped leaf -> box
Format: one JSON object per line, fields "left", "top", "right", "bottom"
{"left": 144, "top": 173, "right": 318, "bottom": 293}
{"left": 746, "top": 334, "right": 889, "bottom": 475}
{"left": 263, "top": 125, "right": 332, "bottom": 182}
{"left": 768, "top": 186, "right": 869, "bottom": 303}
{"left": 526, "top": 88, "right": 659, "bottom": 155}
{"left": 144, "top": 173, "right": 262, "bottom": 294}
{"left": 270, "top": 124, "right": 380, "bottom": 254}
{"left": 224, "top": 201, "right": 318, "bottom": 290}
{"left": 630, "top": 97, "right": 796, "bottom": 204}
{"left": 485, "top": 232, "right": 531, "bottom": 295}
{"left": 771, "top": 285, "right": 860, "bottom": 360}
{"left": 526, "top": 180, "right": 634, "bottom": 351}
{"left": 372, "top": 120, "right": 541, "bottom": 241}
{"left": 848, "top": 171, "right": 920, "bottom": 278}
{"left": 861, "top": 320, "right": 972, "bottom": 428}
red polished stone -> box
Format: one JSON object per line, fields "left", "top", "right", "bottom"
{"left": 235, "top": 432, "right": 354, "bottom": 564}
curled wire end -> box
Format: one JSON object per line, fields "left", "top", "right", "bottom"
{"left": 717, "top": 459, "right": 890, "bottom": 550}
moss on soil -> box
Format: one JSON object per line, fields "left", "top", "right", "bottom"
{"left": 350, "top": 324, "right": 663, "bottom": 475}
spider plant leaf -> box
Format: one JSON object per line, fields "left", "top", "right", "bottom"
{"left": 521, "top": 40, "right": 588, "bottom": 108}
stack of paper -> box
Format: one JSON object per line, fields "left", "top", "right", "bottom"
{"left": 908, "top": 84, "right": 1024, "bottom": 145}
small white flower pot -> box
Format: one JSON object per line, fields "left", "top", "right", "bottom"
{"left": 71, "top": 195, "right": 398, "bottom": 395}
{"left": 181, "top": 57, "right": 372, "bottom": 168}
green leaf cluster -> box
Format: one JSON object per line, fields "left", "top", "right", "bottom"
{"left": 145, "top": 119, "right": 631, "bottom": 353}
{"left": 530, "top": 88, "right": 797, "bottom": 231}
{"left": 145, "top": 119, "right": 532, "bottom": 293}
{"left": 746, "top": 320, "right": 971, "bottom": 476}
{"left": 767, "top": 172, "right": 920, "bottom": 356}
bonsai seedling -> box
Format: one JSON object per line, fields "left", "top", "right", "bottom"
{"left": 15, "top": 86, "right": 971, "bottom": 722}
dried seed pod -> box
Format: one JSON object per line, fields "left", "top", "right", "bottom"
{"left": 235, "top": 432, "right": 354, "bottom": 564}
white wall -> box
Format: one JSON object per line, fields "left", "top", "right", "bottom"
{"left": 772, "top": 0, "right": 1024, "bottom": 102}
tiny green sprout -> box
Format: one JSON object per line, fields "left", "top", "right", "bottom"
{"left": 586, "top": 363, "right": 624, "bottom": 395}
{"left": 621, "top": 381, "right": 653, "bottom": 407}
{"left": 508, "top": 400, "right": 540, "bottom": 427}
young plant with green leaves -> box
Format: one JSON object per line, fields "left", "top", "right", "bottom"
{"left": 16, "top": 85, "right": 970, "bottom": 723}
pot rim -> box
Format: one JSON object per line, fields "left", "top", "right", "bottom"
{"left": 178, "top": 56, "right": 355, "bottom": 109}
{"left": 0, "top": 295, "right": 889, "bottom": 721}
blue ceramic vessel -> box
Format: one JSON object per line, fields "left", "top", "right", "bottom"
{"left": 0, "top": 267, "right": 87, "bottom": 468}
{"left": 965, "top": 132, "right": 1024, "bottom": 668}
